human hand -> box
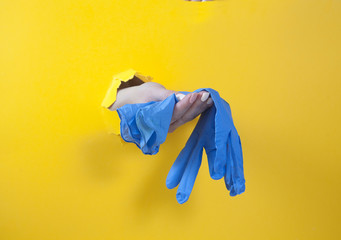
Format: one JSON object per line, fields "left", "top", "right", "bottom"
{"left": 109, "top": 82, "right": 213, "bottom": 133}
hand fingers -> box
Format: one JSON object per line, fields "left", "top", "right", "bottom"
{"left": 169, "top": 91, "right": 213, "bottom": 133}
{"left": 170, "top": 92, "right": 198, "bottom": 125}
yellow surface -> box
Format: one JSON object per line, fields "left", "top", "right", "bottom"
{"left": 1, "top": 0, "right": 341, "bottom": 239}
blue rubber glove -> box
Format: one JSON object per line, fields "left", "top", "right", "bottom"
{"left": 116, "top": 93, "right": 178, "bottom": 155}
{"left": 166, "top": 88, "right": 245, "bottom": 203}
{"left": 166, "top": 100, "right": 215, "bottom": 203}
{"left": 116, "top": 88, "right": 245, "bottom": 204}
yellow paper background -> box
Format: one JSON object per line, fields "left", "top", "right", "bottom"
{"left": 1, "top": 0, "right": 340, "bottom": 239}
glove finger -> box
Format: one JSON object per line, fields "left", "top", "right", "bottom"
{"left": 214, "top": 134, "right": 227, "bottom": 179}
{"left": 230, "top": 130, "right": 246, "bottom": 195}
{"left": 201, "top": 105, "right": 221, "bottom": 180}
{"left": 224, "top": 132, "right": 233, "bottom": 192}
{"left": 176, "top": 147, "right": 203, "bottom": 204}
{"left": 213, "top": 102, "right": 228, "bottom": 179}
{"left": 206, "top": 147, "right": 219, "bottom": 180}
{"left": 167, "top": 109, "right": 205, "bottom": 192}
{"left": 166, "top": 147, "right": 190, "bottom": 189}
{"left": 166, "top": 134, "right": 198, "bottom": 189}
